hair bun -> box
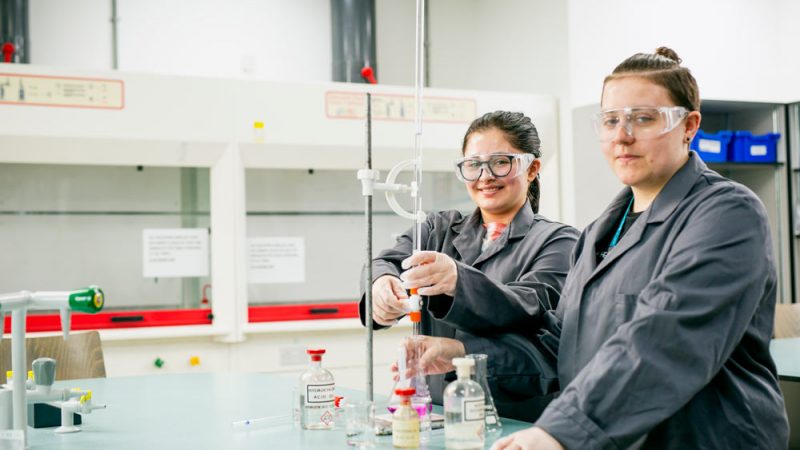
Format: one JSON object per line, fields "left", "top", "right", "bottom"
{"left": 655, "top": 46, "right": 682, "bottom": 64}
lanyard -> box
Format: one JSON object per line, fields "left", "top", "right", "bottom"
{"left": 608, "top": 197, "right": 634, "bottom": 250}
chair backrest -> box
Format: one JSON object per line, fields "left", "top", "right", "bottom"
{"left": 0, "top": 331, "right": 106, "bottom": 383}
{"left": 775, "top": 303, "right": 800, "bottom": 339}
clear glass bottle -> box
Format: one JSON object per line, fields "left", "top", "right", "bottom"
{"left": 466, "top": 353, "right": 502, "bottom": 433}
{"left": 392, "top": 387, "right": 419, "bottom": 448}
{"left": 299, "top": 348, "right": 335, "bottom": 430}
{"left": 444, "top": 358, "right": 485, "bottom": 449}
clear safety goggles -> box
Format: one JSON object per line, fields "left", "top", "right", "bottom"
{"left": 592, "top": 106, "right": 689, "bottom": 142}
{"left": 454, "top": 153, "right": 535, "bottom": 182}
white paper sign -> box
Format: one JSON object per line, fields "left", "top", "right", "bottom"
{"left": 0, "top": 429, "right": 25, "bottom": 450}
{"left": 143, "top": 228, "right": 209, "bottom": 278}
{"left": 248, "top": 237, "right": 305, "bottom": 283}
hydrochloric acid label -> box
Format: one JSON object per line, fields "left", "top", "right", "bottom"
{"left": 305, "top": 383, "right": 335, "bottom": 404}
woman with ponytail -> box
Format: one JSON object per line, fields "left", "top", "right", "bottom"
{"left": 493, "top": 47, "right": 789, "bottom": 450}
{"left": 359, "top": 110, "right": 579, "bottom": 421}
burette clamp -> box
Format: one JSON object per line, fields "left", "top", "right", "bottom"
{"left": 356, "top": 159, "right": 426, "bottom": 223}
{"left": 357, "top": 159, "right": 426, "bottom": 222}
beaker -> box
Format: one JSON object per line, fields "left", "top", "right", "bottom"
{"left": 345, "top": 400, "right": 376, "bottom": 448}
{"left": 466, "top": 353, "right": 502, "bottom": 433}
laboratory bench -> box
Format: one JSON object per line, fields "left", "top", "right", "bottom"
{"left": 17, "top": 340, "right": 800, "bottom": 449}
{"left": 771, "top": 337, "right": 800, "bottom": 381}
{"left": 24, "top": 372, "right": 531, "bottom": 450}
{"left": 771, "top": 337, "right": 800, "bottom": 450}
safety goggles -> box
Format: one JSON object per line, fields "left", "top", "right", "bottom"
{"left": 454, "top": 153, "right": 535, "bottom": 182}
{"left": 592, "top": 106, "right": 689, "bottom": 142}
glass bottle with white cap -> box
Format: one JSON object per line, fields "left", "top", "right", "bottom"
{"left": 444, "top": 357, "right": 485, "bottom": 449}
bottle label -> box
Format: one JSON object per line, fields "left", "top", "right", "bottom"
{"left": 392, "top": 418, "right": 420, "bottom": 447}
{"left": 464, "top": 398, "right": 485, "bottom": 422}
{"left": 305, "top": 382, "right": 335, "bottom": 404}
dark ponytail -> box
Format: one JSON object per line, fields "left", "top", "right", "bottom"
{"left": 462, "top": 111, "right": 542, "bottom": 213}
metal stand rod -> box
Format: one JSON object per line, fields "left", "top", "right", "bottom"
{"left": 411, "top": 0, "right": 425, "bottom": 262}
{"left": 111, "top": 0, "right": 119, "bottom": 70}
{"left": 365, "top": 92, "right": 374, "bottom": 402}
{"left": 11, "top": 309, "right": 27, "bottom": 445}
{"left": 411, "top": 0, "right": 426, "bottom": 338}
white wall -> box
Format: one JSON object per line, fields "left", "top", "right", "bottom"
{"left": 567, "top": 0, "right": 785, "bottom": 107}
{"left": 777, "top": 0, "right": 800, "bottom": 102}
{"left": 29, "top": 0, "right": 112, "bottom": 70}
{"left": 426, "top": 0, "right": 574, "bottom": 224}
{"left": 30, "top": 0, "right": 332, "bottom": 81}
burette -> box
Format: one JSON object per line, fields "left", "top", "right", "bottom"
{"left": 409, "top": 0, "right": 426, "bottom": 338}
{"left": 358, "top": 0, "right": 427, "bottom": 401}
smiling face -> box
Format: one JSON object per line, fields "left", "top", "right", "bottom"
{"left": 600, "top": 76, "right": 699, "bottom": 196}
{"left": 462, "top": 127, "right": 539, "bottom": 223}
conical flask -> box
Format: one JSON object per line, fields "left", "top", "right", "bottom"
{"left": 466, "top": 353, "right": 501, "bottom": 432}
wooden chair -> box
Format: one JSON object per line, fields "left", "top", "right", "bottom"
{"left": 0, "top": 331, "right": 106, "bottom": 383}
{"left": 775, "top": 302, "right": 800, "bottom": 339}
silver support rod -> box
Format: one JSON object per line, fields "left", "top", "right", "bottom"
{"left": 11, "top": 309, "right": 27, "bottom": 444}
{"left": 411, "top": 0, "right": 425, "bottom": 253}
{"left": 411, "top": 0, "right": 425, "bottom": 338}
{"left": 110, "top": 0, "right": 119, "bottom": 69}
{"left": 365, "top": 92, "right": 374, "bottom": 401}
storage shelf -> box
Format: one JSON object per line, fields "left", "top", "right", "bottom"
{"left": 708, "top": 162, "right": 783, "bottom": 171}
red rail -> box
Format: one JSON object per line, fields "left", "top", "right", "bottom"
{"left": 2, "top": 302, "right": 359, "bottom": 333}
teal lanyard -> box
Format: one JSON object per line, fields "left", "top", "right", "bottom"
{"left": 608, "top": 197, "right": 634, "bottom": 250}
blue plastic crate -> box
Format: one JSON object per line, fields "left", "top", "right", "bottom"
{"left": 690, "top": 130, "right": 732, "bottom": 163}
{"left": 731, "top": 131, "right": 780, "bottom": 163}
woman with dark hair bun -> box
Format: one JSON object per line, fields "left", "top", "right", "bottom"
{"left": 359, "top": 110, "right": 579, "bottom": 421}
{"left": 493, "top": 47, "right": 789, "bottom": 450}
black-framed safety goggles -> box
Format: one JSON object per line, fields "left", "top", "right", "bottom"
{"left": 454, "top": 153, "right": 535, "bottom": 182}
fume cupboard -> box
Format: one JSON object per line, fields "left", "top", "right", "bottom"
{"left": 0, "top": 63, "right": 561, "bottom": 387}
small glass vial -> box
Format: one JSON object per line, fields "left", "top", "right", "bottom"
{"left": 299, "top": 348, "right": 335, "bottom": 430}
{"left": 333, "top": 395, "right": 347, "bottom": 429}
{"left": 253, "top": 121, "right": 265, "bottom": 143}
{"left": 392, "top": 387, "right": 419, "bottom": 448}
{"left": 4, "top": 370, "right": 34, "bottom": 389}
{"left": 444, "top": 358, "right": 485, "bottom": 449}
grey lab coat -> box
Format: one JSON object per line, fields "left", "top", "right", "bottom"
{"left": 359, "top": 202, "right": 579, "bottom": 421}
{"left": 532, "top": 152, "right": 789, "bottom": 449}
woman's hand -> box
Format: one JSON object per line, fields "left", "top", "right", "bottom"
{"left": 491, "top": 427, "right": 565, "bottom": 450}
{"left": 400, "top": 251, "right": 458, "bottom": 297}
{"left": 371, "top": 275, "right": 408, "bottom": 326}
{"left": 391, "top": 335, "right": 466, "bottom": 379}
